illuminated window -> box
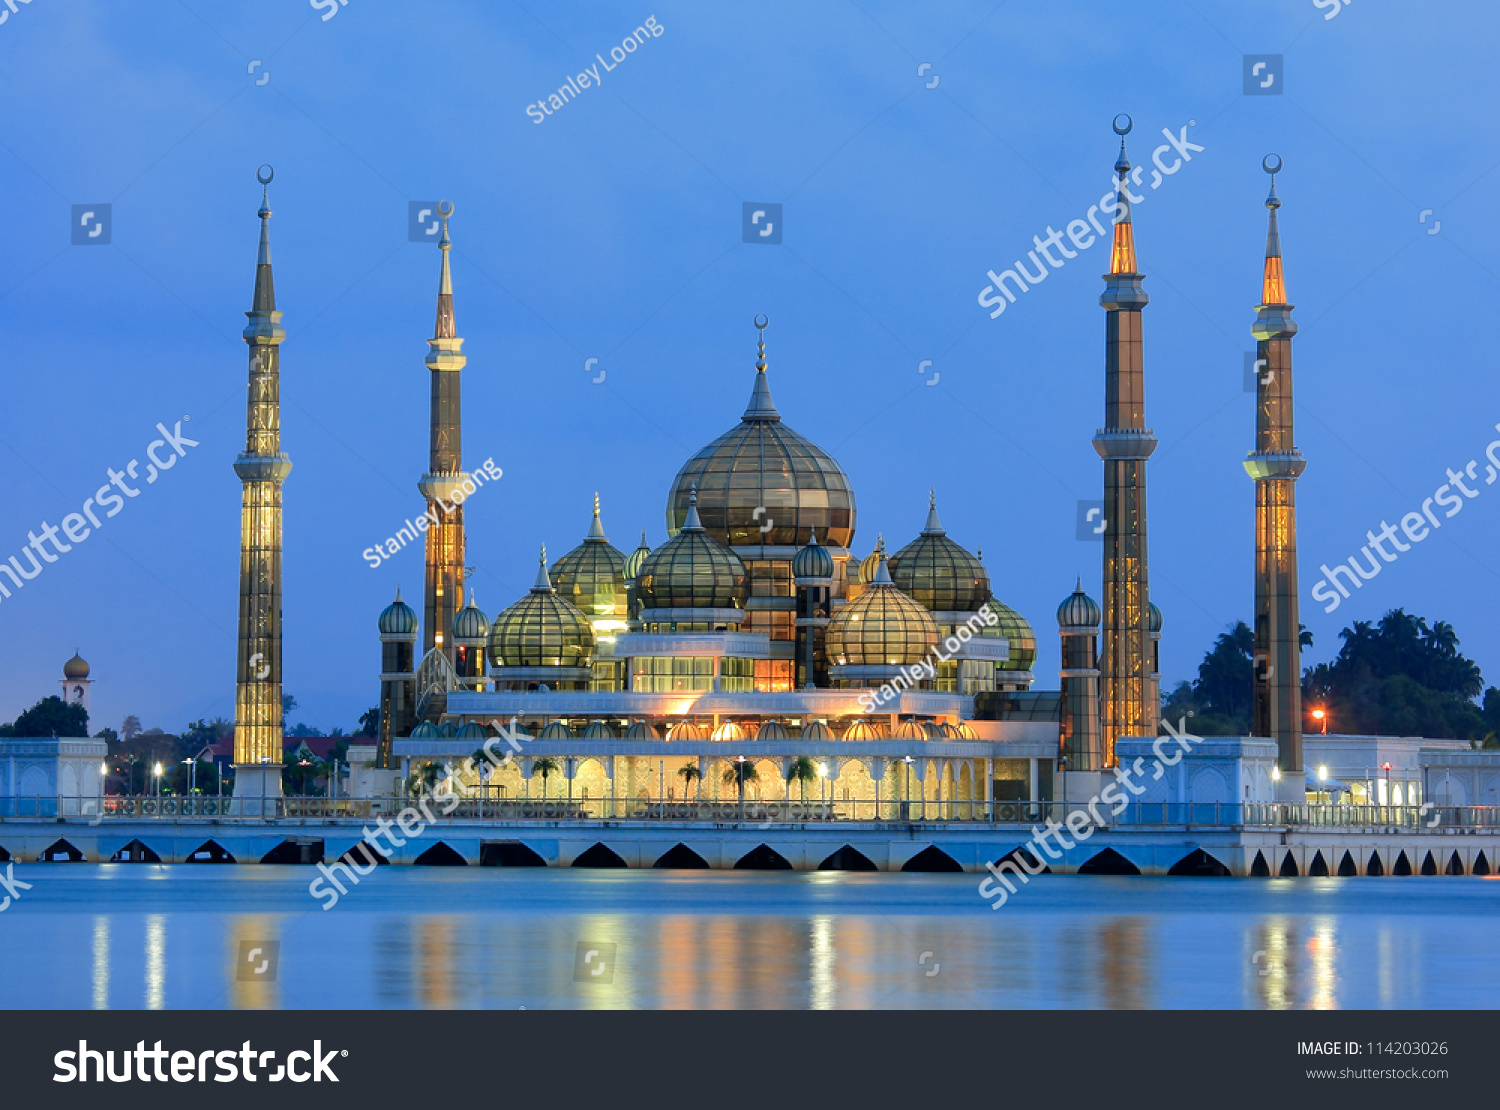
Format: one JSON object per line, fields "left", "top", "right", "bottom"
{"left": 754, "top": 659, "right": 794, "bottom": 693}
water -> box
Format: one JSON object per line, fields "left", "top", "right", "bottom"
{"left": 1, "top": 864, "right": 1497, "bottom": 1009}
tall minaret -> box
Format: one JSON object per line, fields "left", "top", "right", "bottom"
{"left": 1093, "top": 115, "right": 1158, "bottom": 765}
{"left": 418, "top": 201, "right": 468, "bottom": 664}
{"left": 1244, "top": 155, "right": 1305, "bottom": 784}
{"left": 232, "top": 165, "right": 291, "bottom": 800}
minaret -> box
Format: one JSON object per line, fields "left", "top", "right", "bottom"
{"left": 1244, "top": 155, "right": 1305, "bottom": 784}
{"left": 377, "top": 587, "right": 419, "bottom": 770}
{"left": 1094, "top": 116, "right": 1158, "bottom": 765}
{"left": 418, "top": 200, "right": 468, "bottom": 665}
{"left": 792, "top": 530, "right": 834, "bottom": 689}
{"left": 1057, "top": 579, "right": 1102, "bottom": 772}
{"left": 232, "top": 165, "right": 291, "bottom": 801}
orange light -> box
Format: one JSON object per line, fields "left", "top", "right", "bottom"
{"left": 1109, "top": 221, "right": 1136, "bottom": 274}
{"left": 1310, "top": 709, "right": 1324, "bottom": 720}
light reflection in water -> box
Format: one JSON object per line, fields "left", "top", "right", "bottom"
{"left": 144, "top": 915, "right": 165, "bottom": 1010}
{"left": 92, "top": 916, "right": 109, "bottom": 1010}
{"left": 1308, "top": 915, "right": 1338, "bottom": 1010}
{"left": 809, "top": 915, "right": 835, "bottom": 1010}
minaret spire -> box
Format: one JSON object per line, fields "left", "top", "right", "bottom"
{"left": 1094, "top": 115, "right": 1158, "bottom": 767}
{"left": 418, "top": 199, "right": 468, "bottom": 671}
{"left": 232, "top": 164, "right": 292, "bottom": 802}
{"left": 742, "top": 313, "right": 780, "bottom": 421}
{"left": 1245, "top": 154, "right": 1305, "bottom": 788}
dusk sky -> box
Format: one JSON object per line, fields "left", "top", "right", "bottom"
{"left": 2, "top": 0, "right": 1497, "bottom": 736}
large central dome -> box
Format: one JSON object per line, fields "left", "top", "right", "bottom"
{"left": 666, "top": 331, "right": 856, "bottom": 549}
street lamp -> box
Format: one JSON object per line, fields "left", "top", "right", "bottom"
{"left": 817, "top": 761, "right": 828, "bottom": 819}
{"left": 181, "top": 757, "right": 195, "bottom": 795}
{"left": 1311, "top": 707, "right": 1328, "bottom": 735}
{"left": 152, "top": 761, "right": 163, "bottom": 799}
{"left": 1317, "top": 764, "right": 1328, "bottom": 804}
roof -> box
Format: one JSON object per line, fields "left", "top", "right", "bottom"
{"left": 201, "top": 735, "right": 370, "bottom": 762}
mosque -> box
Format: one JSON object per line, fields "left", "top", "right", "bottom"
{"left": 225, "top": 121, "right": 1312, "bottom": 813}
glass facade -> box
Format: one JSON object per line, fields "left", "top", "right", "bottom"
{"left": 826, "top": 583, "right": 938, "bottom": 668}
{"left": 487, "top": 592, "right": 596, "bottom": 668}
{"left": 747, "top": 560, "right": 793, "bottom": 597}
{"left": 667, "top": 422, "right": 857, "bottom": 549}
{"left": 631, "top": 656, "right": 714, "bottom": 692}
{"left": 636, "top": 530, "right": 748, "bottom": 611}
{"left": 550, "top": 540, "right": 627, "bottom": 620}
{"left": 744, "top": 608, "right": 794, "bottom": 641}
{"left": 888, "top": 532, "right": 989, "bottom": 613}
{"left": 754, "top": 658, "right": 794, "bottom": 692}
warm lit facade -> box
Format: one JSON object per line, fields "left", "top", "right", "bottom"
{"left": 231, "top": 169, "right": 291, "bottom": 798}
{"left": 1245, "top": 159, "right": 1306, "bottom": 782}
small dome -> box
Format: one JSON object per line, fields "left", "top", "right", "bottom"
{"left": 539, "top": 721, "right": 574, "bottom": 740}
{"left": 756, "top": 719, "right": 791, "bottom": 741}
{"left": 988, "top": 598, "right": 1038, "bottom": 673}
{"left": 923, "top": 721, "right": 946, "bottom": 740}
{"left": 437, "top": 721, "right": 458, "bottom": 738}
{"left": 379, "top": 587, "right": 419, "bottom": 636}
{"left": 1057, "top": 578, "right": 1102, "bottom": 628}
{"left": 492, "top": 718, "right": 533, "bottom": 742}
{"left": 792, "top": 530, "right": 835, "bottom": 581}
{"left": 550, "top": 496, "right": 628, "bottom": 621}
{"left": 712, "top": 720, "right": 749, "bottom": 742}
{"left": 624, "top": 719, "right": 661, "bottom": 740}
{"left": 1148, "top": 600, "right": 1163, "bottom": 634}
{"left": 487, "top": 548, "right": 597, "bottom": 668}
{"left": 843, "top": 719, "right": 884, "bottom": 740}
{"left": 63, "top": 651, "right": 90, "bottom": 680}
{"left": 826, "top": 555, "right": 939, "bottom": 668}
{"left": 948, "top": 722, "right": 977, "bottom": 740}
{"left": 800, "top": 720, "right": 834, "bottom": 741}
{"left": 665, "top": 327, "right": 856, "bottom": 549}
{"left": 452, "top": 591, "right": 489, "bottom": 642}
{"left": 636, "top": 488, "right": 748, "bottom": 611}
{"left": 581, "top": 720, "right": 617, "bottom": 740}
{"left": 623, "top": 530, "right": 652, "bottom": 581}
{"left": 888, "top": 493, "right": 989, "bottom": 613}
{"left": 669, "top": 721, "right": 705, "bottom": 741}
{"left": 410, "top": 721, "right": 438, "bottom": 739}
{"left": 457, "top": 721, "right": 489, "bottom": 740}
{"left": 858, "top": 536, "right": 886, "bottom": 584}
{"left": 893, "top": 719, "right": 926, "bottom": 740}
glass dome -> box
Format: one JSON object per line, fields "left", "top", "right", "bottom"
{"left": 636, "top": 489, "right": 748, "bottom": 611}
{"left": 825, "top": 555, "right": 938, "bottom": 667}
{"left": 888, "top": 495, "right": 989, "bottom": 613}
{"left": 623, "top": 530, "right": 652, "bottom": 581}
{"left": 486, "top": 549, "right": 597, "bottom": 669}
{"left": 550, "top": 497, "right": 628, "bottom": 621}
{"left": 379, "top": 587, "right": 418, "bottom": 635}
{"left": 792, "top": 531, "right": 835, "bottom": 580}
{"left": 1148, "top": 600, "right": 1163, "bottom": 634}
{"left": 989, "top": 597, "right": 1037, "bottom": 673}
{"left": 800, "top": 720, "right": 834, "bottom": 741}
{"left": 1057, "top": 578, "right": 1102, "bottom": 628}
{"left": 451, "top": 591, "right": 489, "bottom": 642}
{"left": 665, "top": 333, "right": 856, "bottom": 549}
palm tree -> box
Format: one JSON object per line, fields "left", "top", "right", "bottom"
{"left": 677, "top": 762, "right": 702, "bottom": 801}
{"left": 533, "top": 756, "right": 561, "bottom": 800}
{"left": 408, "top": 760, "right": 442, "bottom": 796}
{"left": 723, "top": 759, "right": 759, "bottom": 808}
{"left": 786, "top": 756, "right": 818, "bottom": 803}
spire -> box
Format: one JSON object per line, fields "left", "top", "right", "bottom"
{"left": 433, "top": 200, "right": 456, "bottom": 340}
{"left": 586, "top": 492, "right": 607, "bottom": 541}
{"left": 742, "top": 313, "right": 781, "bottom": 422}
{"left": 532, "top": 545, "right": 554, "bottom": 591}
{"left": 682, "top": 485, "right": 705, "bottom": 532}
{"left": 252, "top": 165, "right": 276, "bottom": 312}
{"left": 871, "top": 551, "right": 894, "bottom": 586}
{"left": 922, "top": 488, "right": 944, "bottom": 535}
{"left": 1261, "top": 154, "right": 1286, "bottom": 305}
{"left": 1108, "top": 115, "right": 1137, "bottom": 275}
{"left": 395, "top": 585, "right": 404, "bottom": 603}
{"left": 808, "top": 529, "right": 819, "bottom": 546}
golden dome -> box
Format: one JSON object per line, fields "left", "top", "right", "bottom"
{"left": 549, "top": 495, "right": 627, "bottom": 621}
{"left": 63, "top": 651, "right": 90, "bottom": 680}
{"left": 486, "top": 548, "right": 596, "bottom": 668}
{"left": 825, "top": 554, "right": 938, "bottom": 667}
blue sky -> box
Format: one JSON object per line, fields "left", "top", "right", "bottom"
{"left": 1, "top": 0, "right": 1497, "bottom": 734}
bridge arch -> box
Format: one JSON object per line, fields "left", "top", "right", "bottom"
{"left": 573, "top": 842, "right": 628, "bottom": 868}
{"left": 901, "top": 845, "right": 963, "bottom": 873}
{"left": 1078, "top": 848, "right": 1139, "bottom": 875}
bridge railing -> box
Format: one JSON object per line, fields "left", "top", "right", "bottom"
{"left": 14, "top": 795, "right": 1499, "bottom": 830}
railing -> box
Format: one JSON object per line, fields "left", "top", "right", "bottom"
{"left": 6, "top": 796, "right": 1500, "bottom": 830}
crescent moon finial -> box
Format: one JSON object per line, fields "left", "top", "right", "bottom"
{"left": 1112, "top": 114, "right": 1133, "bottom": 137}
{"left": 256, "top": 164, "right": 274, "bottom": 185}
{"left": 1262, "top": 153, "right": 1283, "bottom": 175}
{"left": 754, "top": 313, "right": 769, "bottom": 331}
{"left": 438, "top": 199, "right": 454, "bottom": 219}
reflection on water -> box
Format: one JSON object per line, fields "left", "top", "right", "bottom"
{"left": 1, "top": 868, "right": 1497, "bottom": 1009}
